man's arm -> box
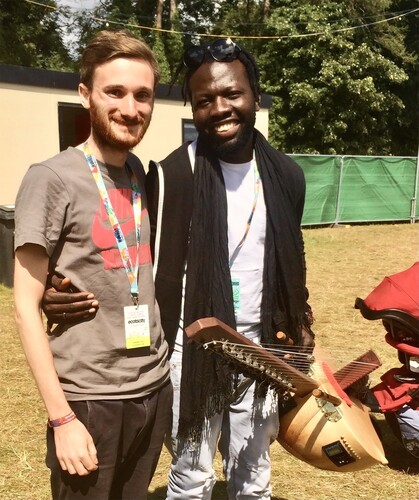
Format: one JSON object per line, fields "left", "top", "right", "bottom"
{"left": 14, "top": 244, "right": 98, "bottom": 475}
{"left": 42, "top": 274, "right": 99, "bottom": 324}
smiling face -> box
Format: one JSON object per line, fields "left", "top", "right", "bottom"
{"left": 188, "top": 59, "right": 260, "bottom": 163}
{"left": 79, "top": 57, "right": 155, "bottom": 154}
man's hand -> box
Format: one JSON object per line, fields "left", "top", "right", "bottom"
{"left": 300, "top": 324, "right": 315, "bottom": 350}
{"left": 276, "top": 325, "right": 315, "bottom": 375}
{"left": 276, "top": 325, "right": 315, "bottom": 349}
{"left": 54, "top": 419, "right": 98, "bottom": 476}
{"left": 42, "top": 274, "right": 99, "bottom": 324}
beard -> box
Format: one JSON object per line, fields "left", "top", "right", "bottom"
{"left": 89, "top": 99, "right": 151, "bottom": 152}
{"left": 200, "top": 112, "right": 256, "bottom": 161}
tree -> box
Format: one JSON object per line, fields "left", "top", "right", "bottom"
{"left": 178, "top": 0, "right": 224, "bottom": 34}
{"left": 6, "top": 0, "right": 416, "bottom": 155}
{"left": 388, "top": 0, "right": 418, "bottom": 155}
{"left": 152, "top": 33, "right": 172, "bottom": 82}
{"left": 256, "top": 0, "right": 415, "bottom": 155}
{"left": 71, "top": 0, "right": 183, "bottom": 83}
{"left": 212, "top": 0, "right": 416, "bottom": 155}
{"left": 0, "top": 0, "right": 72, "bottom": 70}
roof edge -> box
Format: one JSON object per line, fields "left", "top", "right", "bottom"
{"left": 0, "top": 63, "right": 272, "bottom": 108}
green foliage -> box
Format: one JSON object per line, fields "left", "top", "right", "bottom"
{"left": 213, "top": 0, "right": 264, "bottom": 36}
{"left": 257, "top": 0, "right": 414, "bottom": 155}
{"left": 0, "top": 0, "right": 72, "bottom": 70}
{"left": 151, "top": 33, "right": 172, "bottom": 83}
{"left": 198, "top": 0, "right": 417, "bottom": 155}
{"left": 71, "top": 0, "right": 129, "bottom": 62}
{"left": 163, "top": 16, "right": 184, "bottom": 77}
{"left": 3, "top": 0, "right": 417, "bottom": 155}
{"left": 178, "top": 0, "right": 225, "bottom": 34}
{"left": 389, "top": 0, "right": 418, "bottom": 156}
{"left": 74, "top": 0, "right": 183, "bottom": 82}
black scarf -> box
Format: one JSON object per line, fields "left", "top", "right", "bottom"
{"left": 178, "top": 130, "right": 308, "bottom": 441}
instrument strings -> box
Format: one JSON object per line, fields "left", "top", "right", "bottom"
{"left": 262, "top": 343, "right": 379, "bottom": 380}
{"left": 204, "top": 340, "right": 379, "bottom": 391}
{"left": 203, "top": 340, "right": 314, "bottom": 391}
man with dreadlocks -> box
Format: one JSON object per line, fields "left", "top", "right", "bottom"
{"left": 42, "top": 38, "right": 315, "bottom": 499}
{"left": 146, "top": 38, "right": 315, "bottom": 499}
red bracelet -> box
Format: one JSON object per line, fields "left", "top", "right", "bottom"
{"left": 47, "top": 411, "right": 76, "bottom": 428}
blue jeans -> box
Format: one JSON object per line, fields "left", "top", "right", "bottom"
{"left": 166, "top": 350, "right": 279, "bottom": 500}
{"left": 395, "top": 405, "right": 419, "bottom": 458}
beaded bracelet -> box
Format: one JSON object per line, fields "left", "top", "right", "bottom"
{"left": 47, "top": 411, "right": 76, "bottom": 428}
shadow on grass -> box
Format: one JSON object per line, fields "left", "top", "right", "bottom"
{"left": 148, "top": 481, "right": 288, "bottom": 499}
{"left": 374, "top": 416, "right": 419, "bottom": 474}
{"left": 148, "top": 485, "right": 166, "bottom": 499}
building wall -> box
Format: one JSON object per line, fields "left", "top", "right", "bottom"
{"left": 0, "top": 74, "right": 270, "bottom": 205}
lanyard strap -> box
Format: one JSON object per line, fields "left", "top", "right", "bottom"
{"left": 229, "top": 161, "right": 261, "bottom": 268}
{"left": 83, "top": 142, "right": 142, "bottom": 304}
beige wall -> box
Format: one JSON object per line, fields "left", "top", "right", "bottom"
{"left": 0, "top": 82, "right": 269, "bottom": 206}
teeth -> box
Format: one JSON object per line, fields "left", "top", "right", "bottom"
{"left": 215, "top": 122, "right": 235, "bottom": 132}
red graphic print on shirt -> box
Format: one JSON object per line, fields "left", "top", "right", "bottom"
{"left": 91, "top": 188, "right": 151, "bottom": 269}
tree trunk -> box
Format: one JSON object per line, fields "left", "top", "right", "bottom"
{"left": 156, "top": 0, "right": 164, "bottom": 28}
{"left": 263, "top": 0, "right": 270, "bottom": 19}
{"left": 170, "top": 0, "right": 177, "bottom": 23}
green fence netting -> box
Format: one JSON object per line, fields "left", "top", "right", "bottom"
{"left": 289, "top": 155, "right": 418, "bottom": 226}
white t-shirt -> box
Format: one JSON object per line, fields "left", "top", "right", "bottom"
{"left": 174, "top": 142, "right": 266, "bottom": 351}
{"left": 220, "top": 158, "right": 266, "bottom": 339}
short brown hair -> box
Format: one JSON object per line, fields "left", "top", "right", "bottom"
{"left": 80, "top": 30, "right": 160, "bottom": 89}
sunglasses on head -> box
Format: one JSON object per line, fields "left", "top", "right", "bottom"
{"left": 183, "top": 38, "right": 241, "bottom": 69}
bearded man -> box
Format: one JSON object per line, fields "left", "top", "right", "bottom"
{"left": 13, "top": 30, "right": 171, "bottom": 500}
{"left": 146, "top": 39, "right": 315, "bottom": 499}
{"left": 40, "top": 37, "right": 315, "bottom": 500}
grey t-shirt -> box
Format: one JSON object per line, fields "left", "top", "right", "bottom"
{"left": 15, "top": 147, "right": 169, "bottom": 400}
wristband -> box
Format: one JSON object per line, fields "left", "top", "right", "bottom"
{"left": 47, "top": 411, "right": 76, "bottom": 428}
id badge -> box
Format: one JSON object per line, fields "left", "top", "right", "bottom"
{"left": 124, "top": 304, "right": 151, "bottom": 349}
{"left": 231, "top": 277, "right": 240, "bottom": 315}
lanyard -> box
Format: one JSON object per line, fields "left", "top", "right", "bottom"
{"left": 228, "top": 161, "right": 261, "bottom": 268}
{"left": 83, "top": 142, "right": 142, "bottom": 305}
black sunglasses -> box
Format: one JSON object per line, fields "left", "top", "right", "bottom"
{"left": 183, "top": 38, "right": 241, "bottom": 69}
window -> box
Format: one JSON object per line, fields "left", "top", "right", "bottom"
{"left": 182, "top": 119, "right": 198, "bottom": 143}
{"left": 58, "top": 103, "right": 90, "bottom": 151}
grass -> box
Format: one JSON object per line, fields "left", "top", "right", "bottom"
{"left": 1, "top": 223, "right": 418, "bottom": 499}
